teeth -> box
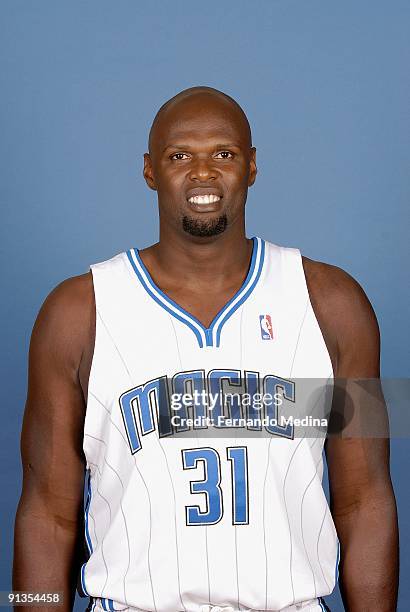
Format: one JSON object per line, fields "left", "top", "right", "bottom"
{"left": 188, "top": 195, "right": 221, "bottom": 205}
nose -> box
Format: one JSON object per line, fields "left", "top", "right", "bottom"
{"left": 188, "top": 157, "right": 217, "bottom": 182}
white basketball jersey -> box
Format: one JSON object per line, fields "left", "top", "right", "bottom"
{"left": 80, "top": 237, "right": 340, "bottom": 612}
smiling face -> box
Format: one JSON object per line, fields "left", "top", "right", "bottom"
{"left": 144, "top": 89, "right": 257, "bottom": 239}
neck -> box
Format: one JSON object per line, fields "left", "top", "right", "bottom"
{"left": 143, "top": 221, "right": 252, "bottom": 289}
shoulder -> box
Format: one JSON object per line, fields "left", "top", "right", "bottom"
{"left": 34, "top": 271, "right": 94, "bottom": 331}
{"left": 301, "top": 255, "right": 371, "bottom": 312}
{"left": 30, "top": 272, "right": 95, "bottom": 376}
{"left": 301, "top": 255, "right": 380, "bottom": 377}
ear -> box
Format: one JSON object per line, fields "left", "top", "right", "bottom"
{"left": 143, "top": 153, "right": 157, "bottom": 191}
{"left": 248, "top": 147, "right": 257, "bottom": 187}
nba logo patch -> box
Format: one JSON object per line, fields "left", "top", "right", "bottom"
{"left": 259, "top": 314, "right": 274, "bottom": 340}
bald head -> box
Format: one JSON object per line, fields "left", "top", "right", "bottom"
{"left": 143, "top": 86, "right": 257, "bottom": 240}
{"left": 148, "top": 86, "right": 252, "bottom": 154}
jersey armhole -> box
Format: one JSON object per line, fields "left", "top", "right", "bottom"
{"left": 284, "top": 247, "right": 335, "bottom": 379}
{"left": 82, "top": 264, "right": 101, "bottom": 470}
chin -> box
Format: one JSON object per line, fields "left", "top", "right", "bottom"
{"left": 182, "top": 214, "right": 228, "bottom": 238}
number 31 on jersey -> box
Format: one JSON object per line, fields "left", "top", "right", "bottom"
{"left": 181, "top": 446, "right": 249, "bottom": 526}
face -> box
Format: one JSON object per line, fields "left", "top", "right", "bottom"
{"left": 144, "top": 94, "right": 257, "bottom": 238}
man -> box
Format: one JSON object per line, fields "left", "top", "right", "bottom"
{"left": 13, "top": 86, "right": 398, "bottom": 611}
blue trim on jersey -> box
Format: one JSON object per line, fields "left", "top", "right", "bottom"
{"left": 126, "top": 250, "right": 205, "bottom": 347}
{"left": 318, "top": 598, "right": 326, "bottom": 611}
{"left": 80, "top": 470, "right": 93, "bottom": 599}
{"left": 84, "top": 469, "right": 93, "bottom": 555}
{"left": 80, "top": 563, "right": 89, "bottom": 597}
{"left": 126, "top": 236, "right": 265, "bottom": 348}
{"left": 335, "top": 538, "right": 340, "bottom": 583}
{"left": 214, "top": 238, "right": 265, "bottom": 347}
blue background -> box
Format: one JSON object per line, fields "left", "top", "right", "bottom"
{"left": 1, "top": 1, "right": 409, "bottom": 610}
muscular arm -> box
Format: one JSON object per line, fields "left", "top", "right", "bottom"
{"left": 305, "top": 259, "right": 399, "bottom": 611}
{"left": 13, "top": 272, "right": 95, "bottom": 611}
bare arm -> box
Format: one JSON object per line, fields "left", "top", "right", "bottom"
{"left": 320, "top": 267, "right": 399, "bottom": 611}
{"left": 13, "top": 272, "right": 95, "bottom": 611}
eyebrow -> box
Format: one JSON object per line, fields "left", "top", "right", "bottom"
{"left": 162, "top": 143, "right": 242, "bottom": 153}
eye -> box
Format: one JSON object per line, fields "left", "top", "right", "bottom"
{"left": 215, "top": 151, "right": 234, "bottom": 159}
{"left": 170, "top": 152, "right": 190, "bottom": 161}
